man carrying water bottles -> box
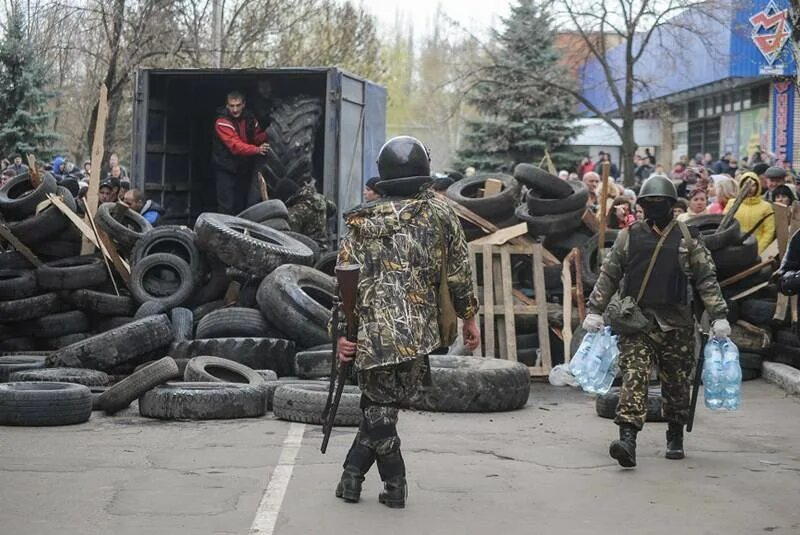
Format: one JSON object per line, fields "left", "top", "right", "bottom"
{"left": 583, "top": 175, "right": 729, "bottom": 468}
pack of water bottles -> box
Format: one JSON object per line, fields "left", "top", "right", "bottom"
{"left": 702, "top": 337, "right": 742, "bottom": 410}
{"left": 569, "top": 327, "right": 619, "bottom": 395}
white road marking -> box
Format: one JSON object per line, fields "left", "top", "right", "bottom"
{"left": 250, "top": 422, "right": 306, "bottom": 534}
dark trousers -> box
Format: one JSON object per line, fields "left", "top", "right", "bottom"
{"left": 215, "top": 168, "right": 260, "bottom": 215}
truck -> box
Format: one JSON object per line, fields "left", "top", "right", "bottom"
{"left": 131, "top": 67, "right": 387, "bottom": 233}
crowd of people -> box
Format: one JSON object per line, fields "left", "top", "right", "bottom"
{"left": 0, "top": 151, "right": 161, "bottom": 225}
{"left": 568, "top": 148, "right": 796, "bottom": 255}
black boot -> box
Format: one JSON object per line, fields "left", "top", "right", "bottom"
{"left": 336, "top": 441, "right": 375, "bottom": 503}
{"left": 665, "top": 422, "right": 685, "bottom": 460}
{"left": 376, "top": 450, "right": 407, "bottom": 509}
{"left": 609, "top": 424, "right": 638, "bottom": 468}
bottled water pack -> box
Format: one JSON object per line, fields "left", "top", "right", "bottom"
{"left": 702, "top": 337, "right": 741, "bottom": 411}
{"left": 569, "top": 327, "right": 619, "bottom": 395}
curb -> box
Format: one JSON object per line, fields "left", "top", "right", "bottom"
{"left": 762, "top": 362, "right": 800, "bottom": 396}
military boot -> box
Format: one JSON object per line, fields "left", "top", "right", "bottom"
{"left": 609, "top": 423, "right": 638, "bottom": 468}
{"left": 336, "top": 441, "right": 375, "bottom": 503}
{"left": 665, "top": 422, "right": 685, "bottom": 460}
{"left": 376, "top": 450, "right": 407, "bottom": 509}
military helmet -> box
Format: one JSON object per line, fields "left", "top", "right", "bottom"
{"left": 377, "top": 136, "right": 431, "bottom": 180}
{"left": 638, "top": 175, "right": 678, "bottom": 201}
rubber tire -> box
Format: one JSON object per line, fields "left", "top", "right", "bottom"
{"left": 403, "top": 355, "right": 531, "bottom": 412}
{"left": 168, "top": 337, "right": 295, "bottom": 376}
{"left": 0, "top": 382, "right": 92, "bottom": 426}
{"left": 775, "top": 328, "right": 800, "bottom": 347}
{"left": 170, "top": 307, "right": 194, "bottom": 342}
{"left": 0, "top": 269, "right": 38, "bottom": 300}
{"left": 130, "top": 253, "right": 197, "bottom": 309}
{"left": 444, "top": 174, "right": 520, "bottom": 221}
{"left": 314, "top": 250, "right": 337, "bottom": 276}
{"left": 6, "top": 186, "right": 77, "bottom": 245}
{"left": 139, "top": 382, "right": 266, "bottom": 420}
{"left": 294, "top": 349, "right": 331, "bottom": 379}
{"left": 283, "top": 231, "right": 321, "bottom": 265}
{"left": 595, "top": 387, "right": 666, "bottom": 422}
{"left": 46, "top": 314, "right": 174, "bottom": 371}
{"left": 134, "top": 300, "right": 167, "bottom": 319}
{"left": 713, "top": 235, "right": 759, "bottom": 279}
{"left": 0, "top": 355, "right": 47, "bottom": 381}
{"left": 237, "top": 199, "right": 289, "bottom": 223}
{"left": 770, "top": 343, "right": 800, "bottom": 368}
{"left": 36, "top": 255, "right": 107, "bottom": 290}
{"left": 69, "top": 289, "right": 136, "bottom": 316}
{"left": 30, "top": 239, "right": 82, "bottom": 259}
{"left": 579, "top": 230, "right": 621, "bottom": 289}
{"left": 194, "top": 213, "right": 314, "bottom": 277}
{"left": 512, "top": 163, "right": 573, "bottom": 197}
{"left": 738, "top": 298, "right": 776, "bottom": 327}
{"left": 98, "top": 356, "right": 180, "bottom": 414}
{"left": 95, "top": 202, "right": 153, "bottom": 251}
{"left": 0, "top": 292, "right": 62, "bottom": 321}
{"left": 183, "top": 356, "right": 266, "bottom": 395}
{"left": 729, "top": 323, "right": 771, "bottom": 356}
{"left": 739, "top": 352, "right": 763, "bottom": 371}
{"left": 0, "top": 171, "right": 58, "bottom": 219}
{"left": 191, "top": 300, "right": 225, "bottom": 325}
{"left": 515, "top": 204, "right": 585, "bottom": 237}
{"left": 26, "top": 311, "right": 90, "bottom": 338}
{"left": 257, "top": 264, "right": 335, "bottom": 348}
{"left": 44, "top": 333, "right": 90, "bottom": 349}
{"left": 0, "top": 250, "right": 31, "bottom": 270}
{"left": 130, "top": 226, "right": 204, "bottom": 283}
{"left": 261, "top": 218, "right": 291, "bottom": 231}
{"left": 273, "top": 382, "right": 360, "bottom": 425}
{"left": 186, "top": 258, "right": 228, "bottom": 307}
{"left": 684, "top": 214, "right": 741, "bottom": 252}
{"left": 9, "top": 367, "right": 109, "bottom": 386}
{"left": 742, "top": 368, "right": 761, "bottom": 381}
{"left": 195, "top": 307, "right": 272, "bottom": 339}
{"left": 525, "top": 180, "right": 589, "bottom": 216}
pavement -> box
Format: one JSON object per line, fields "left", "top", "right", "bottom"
{"left": 1, "top": 380, "right": 799, "bottom": 535}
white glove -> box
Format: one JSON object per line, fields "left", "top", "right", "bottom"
{"left": 582, "top": 313, "right": 604, "bottom": 333}
{"left": 710, "top": 319, "right": 731, "bottom": 339}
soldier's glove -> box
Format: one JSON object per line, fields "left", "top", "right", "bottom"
{"left": 710, "top": 319, "right": 731, "bottom": 340}
{"left": 779, "top": 270, "right": 800, "bottom": 296}
{"left": 582, "top": 313, "right": 604, "bottom": 333}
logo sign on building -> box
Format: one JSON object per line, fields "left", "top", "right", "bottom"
{"left": 750, "top": 0, "right": 791, "bottom": 74}
{"left": 772, "top": 81, "right": 794, "bottom": 165}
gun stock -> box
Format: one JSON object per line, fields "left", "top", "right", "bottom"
{"left": 321, "top": 263, "right": 361, "bottom": 454}
{"left": 717, "top": 182, "right": 750, "bottom": 232}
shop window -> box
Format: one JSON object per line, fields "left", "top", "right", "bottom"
{"left": 714, "top": 96, "right": 722, "bottom": 115}
{"left": 723, "top": 94, "right": 731, "bottom": 112}
{"left": 751, "top": 84, "right": 769, "bottom": 106}
{"left": 733, "top": 97, "right": 741, "bottom": 111}
{"left": 705, "top": 98, "right": 713, "bottom": 117}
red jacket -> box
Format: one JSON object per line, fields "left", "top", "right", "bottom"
{"left": 212, "top": 108, "right": 267, "bottom": 173}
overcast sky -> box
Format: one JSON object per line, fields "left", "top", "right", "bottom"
{"left": 362, "top": 0, "right": 512, "bottom": 37}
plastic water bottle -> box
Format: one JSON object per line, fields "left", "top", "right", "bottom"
{"left": 569, "top": 331, "right": 598, "bottom": 382}
{"left": 593, "top": 332, "right": 619, "bottom": 395}
{"left": 721, "top": 339, "right": 742, "bottom": 410}
{"left": 702, "top": 338, "right": 724, "bottom": 410}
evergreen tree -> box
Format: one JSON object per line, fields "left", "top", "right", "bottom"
{"left": 0, "top": 2, "right": 58, "bottom": 159}
{"left": 456, "top": 0, "right": 582, "bottom": 173}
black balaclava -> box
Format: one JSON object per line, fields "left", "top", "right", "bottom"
{"left": 639, "top": 197, "right": 675, "bottom": 229}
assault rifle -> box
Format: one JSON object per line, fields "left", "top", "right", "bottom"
{"left": 320, "top": 263, "right": 360, "bottom": 454}
{"left": 716, "top": 179, "right": 750, "bottom": 232}
{"left": 687, "top": 294, "right": 707, "bottom": 433}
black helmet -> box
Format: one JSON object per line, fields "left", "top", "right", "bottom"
{"left": 377, "top": 136, "right": 430, "bottom": 180}
{"left": 638, "top": 175, "right": 677, "bottom": 201}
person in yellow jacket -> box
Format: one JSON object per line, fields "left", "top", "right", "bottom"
{"left": 724, "top": 172, "right": 775, "bottom": 253}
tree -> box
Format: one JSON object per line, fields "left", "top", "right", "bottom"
{"left": 456, "top": 0, "right": 583, "bottom": 173}
{"left": 0, "top": 1, "right": 58, "bottom": 158}
{"left": 540, "top": 0, "right": 727, "bottom": 186}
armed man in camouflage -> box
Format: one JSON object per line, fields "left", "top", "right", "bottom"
{"left": 583, "top": 175, "right": 729, "bottom": 468}
{"left": 334, "top": 136, "right": 480, "bottom": 508}
{"left": 274, "top": 178, "right": 337, "bottom": 249}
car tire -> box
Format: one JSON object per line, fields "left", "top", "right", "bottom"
{"left": 139, "top": 382, "right": 266, "bottom": 420}
{"left": 0, "top": 382, "right": 92, "bottom": 426}
{"left": 98, "top": 356, "right": 180, "bottom": 414}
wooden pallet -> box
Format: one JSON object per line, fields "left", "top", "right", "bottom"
{"left": 468, "top": 241, "right": 552, "bottom": 377}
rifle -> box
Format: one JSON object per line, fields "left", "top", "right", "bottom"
{"left": 716, "top": 179, "right": 750, "bottom": 232}
{"left": 686, "top": 292, "right": 707, "bottom": 433}
{"left": 320, "top": 263, "right": 360, "bottom": 454}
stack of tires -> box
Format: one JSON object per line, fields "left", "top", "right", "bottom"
{"left": 513, "top": 164, "right": 589, "bottom": 239}
{"left": 445, "top": 173, "right": 521, "bottom": 240}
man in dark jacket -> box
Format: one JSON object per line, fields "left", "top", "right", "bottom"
{"left": 212, "top": 90, "right": 268, "bottom": 215}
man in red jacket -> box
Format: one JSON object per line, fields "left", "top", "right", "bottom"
{"left": 212, "top": 90, "right": 269, "bottom": 214}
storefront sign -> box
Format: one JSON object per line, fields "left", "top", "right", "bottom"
{"left": 750, "top": 0, "right": 791, "bottom": 65}
{"left": 772, "top": 80, "right": 794, "bottom": 165}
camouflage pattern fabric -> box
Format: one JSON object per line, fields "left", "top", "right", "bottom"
{"left": 287, "top": 185, "right": 336, "bottom": 248}
{"left": 337, "top": 189, "right": 478, "bottom": 371}
{"left": 588, "top": 220, "right": 727, "bottom": 328}
{"left": 615, "top": 325, "right": 696, "bottom": 429}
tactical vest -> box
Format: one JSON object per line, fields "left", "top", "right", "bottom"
{"left": 211, "top": 107, "right": 259, "bottom": 174}
{"left": 623, "top": 221, "right": 688, "bottom": 307}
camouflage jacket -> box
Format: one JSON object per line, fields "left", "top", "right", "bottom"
{"left": 337, "top": 189, "right": 478, "bottom": 370}
{"left": 588, "top": 221, "right": 727, "bottom": 329}
{"left": 287, "top": 185, "right": 336, "bottom": 248}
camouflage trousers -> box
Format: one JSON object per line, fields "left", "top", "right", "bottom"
{"left": 615, "top": 325, "right": 696, "bottom": 430}
{"left": 353, "top": 357, "right": 427, "bottom": 456}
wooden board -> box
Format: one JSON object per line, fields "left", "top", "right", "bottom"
{"left": 729, "top": 281, "right": 770, "bottom": 301}
{"left": 531, "top": 243, "right": 552, "bottom": 375}
{"left": 483, "top": 179, "right": 503, "bottom": 197}
{"left": 561, "top": 250, "right": 573, "bottom": 363}
{"left": 82, "top": 84, "right": 108, "bottom": 255}
{"left": 469, "top": 222, "right": 527, "bottom": 246}
{"left": 0, "top": 224, "right": 42, "bottom": 267}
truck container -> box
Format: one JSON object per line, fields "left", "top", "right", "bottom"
{"left": 131, "top": 67, "right": 387, "bottom": 233}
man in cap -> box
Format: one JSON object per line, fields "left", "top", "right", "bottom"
{"left": 763, "top": 166, "right": 790, "bottom": 202}
{"left": 363, "top": 177, "right": 381, "bottom": 202}
{"left": 98, "top": 178, "right": 119, "bottom": 205}
{"left": 583, "top": 175, "right": 728, "bottom": 468}
{"left": 334, "top": 135, "right": 480, "bottom": 507}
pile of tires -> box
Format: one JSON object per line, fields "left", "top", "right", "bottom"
{"left": 445, "top": 173, "right": 521, "bottom": 240}
{"left": 514, "top": 164, "right": 588, "bottom": 239}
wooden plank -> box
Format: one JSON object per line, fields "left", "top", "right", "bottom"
{"left": 491, "top": 250, "right": 506, "bottom": 359}
{"left": 760, "top": 239, "right": 779, "bottom": 262}
{"left": 729, "top": 281, "right": 770, "bottom": 301}
{"left": 483, "top": 178, "right": 503, "bottom": 197}
{"left": 500, "top": 248, "right": 517, "bottom": 362}
{"left": 562, "top": 251, "right": 573, "bottom": 363}
{"left": 83, "top": 202, "right": 120, "bottom": 295}
{"left": 0, "top": 224, "right": 43, "bottom": 267}
{"left": 531, "top": 243, "right": 552, "bottom": 375}
{"left": 774, "top": 294, "right": 789, "bottom": 322}
{"left": 573, "top": 247, "right": 586, "bottom": 322}
{"left": 791, "top": 202, "right": 800, "bottom": 236}
{"left": 469, "top": 222, "right": 527, "bottom": 246}
{"left": 774, "top": 202, "right": 790, "bottom": 258}
{"left": 82, "top": 84, "right": 109, "bottom": 255}
{"left": 85, "top": 202, "right": 130, "bottom": 284}
{"left": 718, "top": 259, "right": 775, "bottom": 288}
{"left": 792, "top": 295, "right": 798, "bottom": 324}
{"left": 468, "top": 247, "right": 481, "bottom": 357}
{"left": 597, "top": 161, "right": 611, "bottom": 271}
{"left": 482, "top": 244, "right": 495, "bottom": 358}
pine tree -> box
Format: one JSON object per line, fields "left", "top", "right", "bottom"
{"left": 456, "top": 0, "right": 582, "bottom": 173}
{"left": 0, "top": 2, "right": 58, "bottom": 159}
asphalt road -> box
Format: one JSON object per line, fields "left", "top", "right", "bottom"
{"left": 1, "top": 380, "right": 799, "bottom": 535}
